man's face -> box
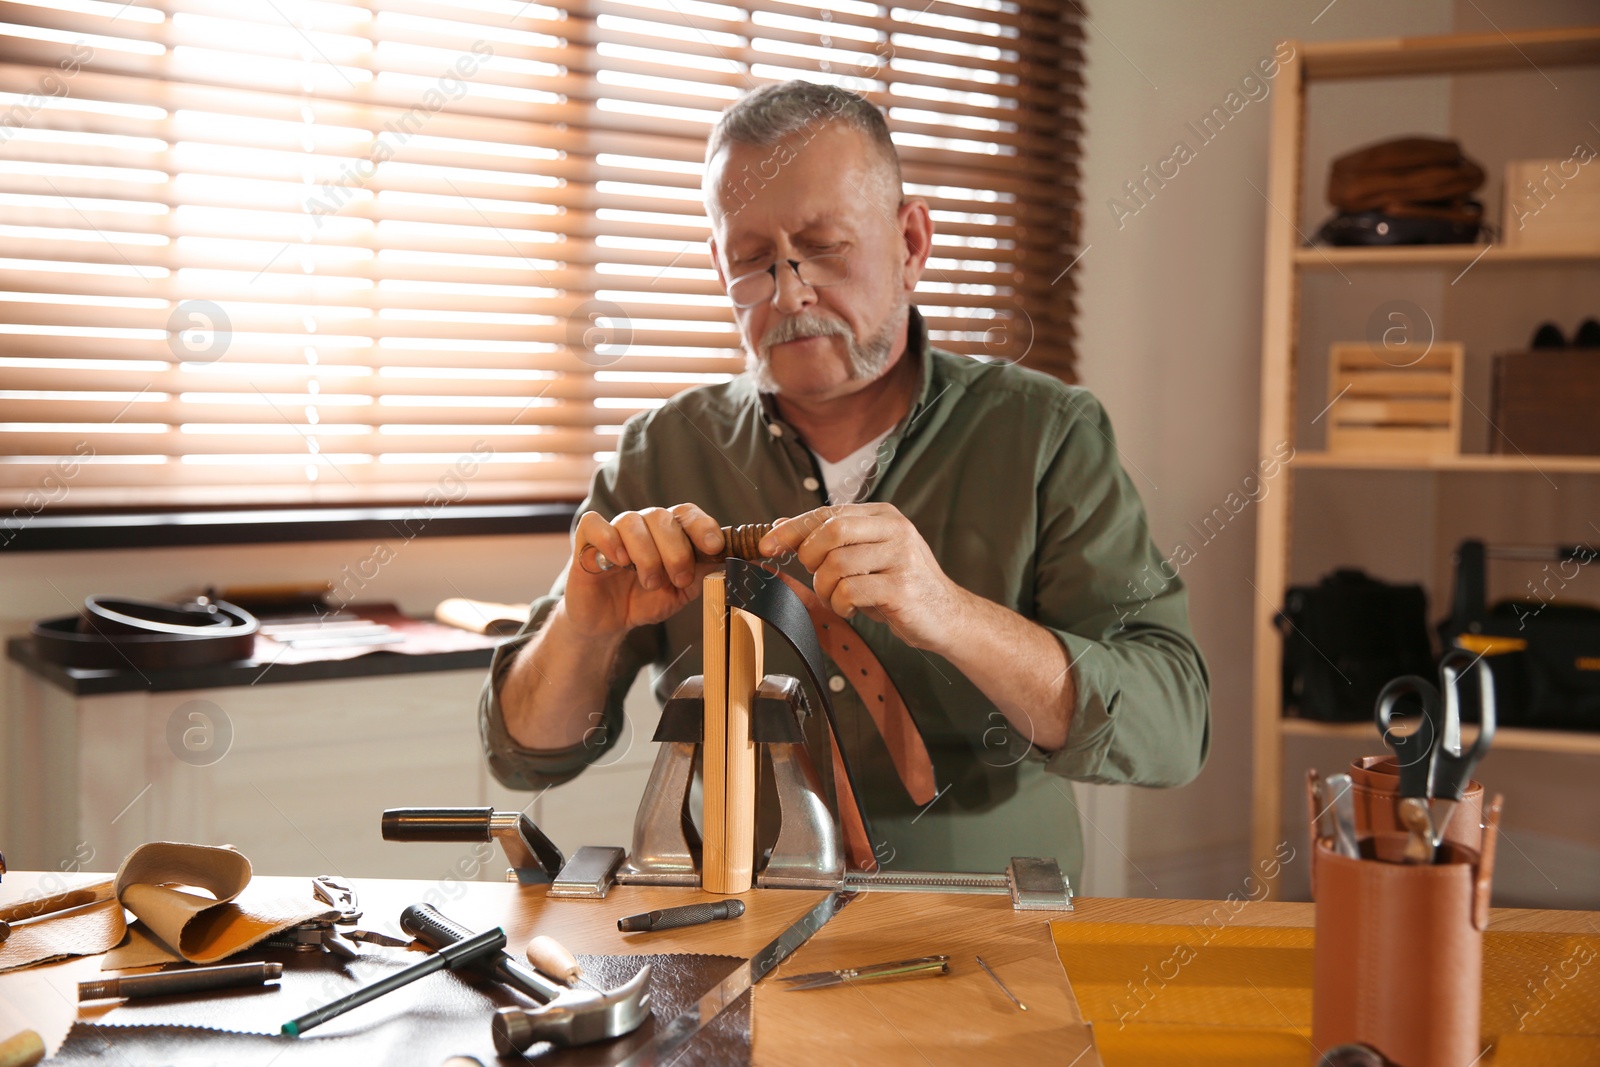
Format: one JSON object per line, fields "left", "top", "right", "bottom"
{"left": 705, "top": 122, "right": 926, "bottom": 402}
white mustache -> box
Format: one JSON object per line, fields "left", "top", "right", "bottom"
{"left": 761, "top": 313, "right": 850, "bottom": 350}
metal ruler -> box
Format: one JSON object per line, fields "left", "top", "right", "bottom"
{"left": 617, "top": 890, "right": 855, "bottom": 1067}
{"left": 843, "top": 870, "right": 1012, "bottom": 895}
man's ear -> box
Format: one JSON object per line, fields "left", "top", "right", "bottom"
{"left": 898, "top": 197, "right": 933, "bottom": 291}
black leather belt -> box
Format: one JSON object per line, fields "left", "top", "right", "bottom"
{"left": 31, "top": 597, "right": 259, "bottom": 671}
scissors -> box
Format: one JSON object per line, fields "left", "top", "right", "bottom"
{"left": 1374, "top": 650, "right": 1496, "bottom": 863}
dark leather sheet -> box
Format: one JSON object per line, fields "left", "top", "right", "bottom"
{"left": 50, "top": 951, "right": 749, "bottom": 1066}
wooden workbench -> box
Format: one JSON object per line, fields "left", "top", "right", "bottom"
{"left": 4, "top": 872, "right": 1597, "bottom": 1064}
{"left": 0, "top": 872, "right": 1098, "bottom": 1065}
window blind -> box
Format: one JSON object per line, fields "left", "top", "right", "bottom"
{"left": 0, "top": 0, "right": 1083, "bottom": 510}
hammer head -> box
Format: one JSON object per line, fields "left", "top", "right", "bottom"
{"left": 492, "top": 962, "right": 653, "bottom": 1052}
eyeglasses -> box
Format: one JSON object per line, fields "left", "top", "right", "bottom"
{"left": 727, "top": 254, "right": 849, "bottom": 309}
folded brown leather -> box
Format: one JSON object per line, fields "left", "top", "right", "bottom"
{"left": 102, "top": 843, "right": 330, "bottom": 969}
{"left": 1328, "top": 136, "right": 1486, "bottom": 212}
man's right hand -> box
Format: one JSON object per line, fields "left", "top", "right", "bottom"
{"left": 563, "top": 503, "right": 727, "bottom": 638}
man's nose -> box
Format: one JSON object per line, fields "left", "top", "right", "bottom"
{"left": 770, "top": 261, "right": 816, "bottom": 316}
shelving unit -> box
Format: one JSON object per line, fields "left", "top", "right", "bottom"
{"left": 1249, "top": 26, "right": 1600, "bottom": 877}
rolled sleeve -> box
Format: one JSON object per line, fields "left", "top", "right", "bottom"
{"left": 1033, "top": 390, "right": 1211, "bottom": 786}
{"left": 478, "top": 417, "right": 665, "bottom": 790}
{"left": 478, "top": 593, "right": 663, "bottom": 790}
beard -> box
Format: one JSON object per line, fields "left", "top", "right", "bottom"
{"left": 744, "top": 297, "right": 905, "bottom": 393}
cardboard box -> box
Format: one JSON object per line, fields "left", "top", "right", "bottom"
{"left": 1502, "top": 156, "right": 1600, "bottom": 251}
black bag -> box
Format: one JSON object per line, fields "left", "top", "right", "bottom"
{"left": 1439, "top": 540, "right": 1600, "bottom": 731}
{"left": 1277, "top": 569, "right": 1435, "bottom": 722}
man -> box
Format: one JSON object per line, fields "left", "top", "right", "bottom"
{"left": 481, "top": 81, "right": 1209, "bottom": 886}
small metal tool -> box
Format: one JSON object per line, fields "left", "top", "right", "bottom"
{"left": 549, "top": 846, "right": 626, "bottom": 899}
{"left": 79, "top": 962, "right": 284, "bottom": 1001}
{"left": 282, "top": 927, "right": 506, "bottom": 1037}
{"left": 778, "top": 954, "right": 949, "bottom": 991}
{"left": 618, "top": 899, "right": 745, "bottom": 933}
{"left": 261, "top": 876, "right": 410, "bottom": 958}
{"left": 975, "top": 956, "right": 1027, "bottom": 1011}
{"left": 1319, "top": 773, "right": 1361, "bottom": 859}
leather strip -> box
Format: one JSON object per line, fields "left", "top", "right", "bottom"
{"left": 31, "top": 598, "right": 258, "bottom": 671}
{"left": 774, "top": 571, "right": 937, "bottom": 806}
{"left": 722, "top": 560, "right": 876, "bottom": 873}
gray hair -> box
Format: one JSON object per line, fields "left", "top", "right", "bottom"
{"left": 704, "top": 81, "right": 902, "bottom": 212}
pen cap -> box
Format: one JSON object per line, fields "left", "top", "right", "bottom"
{"left": 1311, "top": 797, "right": 1502, "bottom": 1067}
{"left": 1348, "top": 754, "right": 1483, "bottom": 849}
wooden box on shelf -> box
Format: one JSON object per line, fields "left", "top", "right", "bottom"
{"left": 1325, "top": 341, "right": 1464, "bottom": 458}
{"left": 1491, "top": 350, "right": 1600, "bottom": 456}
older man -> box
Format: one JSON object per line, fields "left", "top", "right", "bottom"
{"left": 481, "top": 81, "right": 1209, "bottom": 885}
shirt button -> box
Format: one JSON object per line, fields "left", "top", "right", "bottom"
{"left": 767, "top": 423, "right": 783, "bottom": 437}
{"left": 828, "top": 675, "right": 847, "bottom": 693}
{"left": 802, "top": 476, "right": 820, "bottom": 492}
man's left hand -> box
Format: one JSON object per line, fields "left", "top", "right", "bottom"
{"left": 758, "top": 503, "right": 962, "bottom": 652}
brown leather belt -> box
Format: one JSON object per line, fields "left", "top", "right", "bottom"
{"left": 31, "top": 596, "right": 259, "bottom": 671}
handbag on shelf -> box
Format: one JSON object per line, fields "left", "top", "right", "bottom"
{"left": 1316, "top": 136, "right": 1487, "bottom": 246}
{"left": 1277, "top": 569, "right": 1435, "bottom": 722}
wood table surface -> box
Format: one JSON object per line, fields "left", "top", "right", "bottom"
{"left": 4, "top": 871, "right": 1597, "bottom": 1065}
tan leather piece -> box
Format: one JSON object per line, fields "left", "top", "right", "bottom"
{"left": 774, "top": 571, "right": 937, "bottom": 806}
{"left": 1311, "top": 831, "right": 1497, "bottom": 1066}
{"left": 829, "top": 741, "right": 879, "bottom": 873}
{"left": 1349, "top": 754, "right": 1484, "bottom": 850}
{"left": 0, "top": 894, "right": 125, "bottom": 975}
{"left": 102, "top": 843, "right": 330, "bottom": 968}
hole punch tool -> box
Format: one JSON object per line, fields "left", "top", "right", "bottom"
{"left": 260, "top": 876, "right": 411, "bottom": 958}
{"left": 1375, "top": 650, "right": 1496, "bottom": 863}
{"left": 381, "top": 807, "right": 565, "bottom": 886}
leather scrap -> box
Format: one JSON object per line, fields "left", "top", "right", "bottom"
{"left": 0, "top": 893, "right": 125, "bottom": 975}
{"left": 103, "top": 843, "right": 332, "bottom": 969}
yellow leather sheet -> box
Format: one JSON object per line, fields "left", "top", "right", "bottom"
{"left": 1051, "top": 920, "right": 1600, "bottom": 1067}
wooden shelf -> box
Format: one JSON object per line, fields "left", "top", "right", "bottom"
{"left": 1301, "top": 26, "right": 1600, "bottom": 80}
{"left": 1248, "top": 23, "right": 1600, "bottom": 879}
{"left": 1294, "top": 452, "right": 1600, "bottom": 474}
{"left": 1295, "top": 245, "right": 1600, "bottom": 269}
{"left": 1283, "top": 717, "right": 1600, "bottom": 757}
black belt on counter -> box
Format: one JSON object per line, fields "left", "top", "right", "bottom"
{"left": 31, "top": 597, "right": 259, "bottom": 671}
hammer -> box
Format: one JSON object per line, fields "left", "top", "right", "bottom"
{"left": 400, "top": 904, "right": 652, "bottom": 1053}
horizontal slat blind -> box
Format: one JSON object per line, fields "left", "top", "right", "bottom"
{"left": 0, "top": 0, "right": 1083, "bottom": 509}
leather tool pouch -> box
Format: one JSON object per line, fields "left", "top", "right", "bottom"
{"left": 1309, "top": 775, "right": 1503, "bottom": 1067}
{"left": 1278, "top": 570, "right": 1435, "bottom": 722}
{"left": 1347, "top": 755, "right": 1483, "bottom": 852}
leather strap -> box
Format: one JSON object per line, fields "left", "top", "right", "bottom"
{"left": 31, "top": 598, "right": 258, "bottom": 671}
{"left": 722, "top": 560, "right": 877, "bottom": 872}
{"left": 774, "top": 571, "right": 937, "bottom": 806}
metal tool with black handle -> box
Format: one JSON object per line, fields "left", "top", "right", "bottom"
{"left": 400, "top": 903, "right": 652, "bottom": 1052}
{"left": 381, "top": 807, "right": 564, "bottom": 886}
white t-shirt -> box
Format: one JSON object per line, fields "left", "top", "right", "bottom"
{"left": 810, "top": 427, "right": 893, "bottom": 506}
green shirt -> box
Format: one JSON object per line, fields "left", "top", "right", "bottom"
{"left": 480, "top": 307, "right": 1210, "bottom": 888}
